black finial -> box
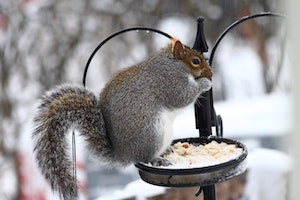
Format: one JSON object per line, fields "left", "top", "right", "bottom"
{"left": 193, "top": 17, "right": 208, "bottom": 52}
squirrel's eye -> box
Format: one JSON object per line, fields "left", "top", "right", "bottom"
{"left": 191, "top": 57, "right": 201, "bottom": 66}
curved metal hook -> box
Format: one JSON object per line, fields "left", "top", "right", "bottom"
{"left": 209, "top": 12, "right": 287, "bottom": 66}
{"left": 82, "top": 27, "right": 173, "bottom": 87}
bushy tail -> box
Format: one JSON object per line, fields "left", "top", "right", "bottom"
{"left": 32, "top": 84, "right": 112, "bottom": 199}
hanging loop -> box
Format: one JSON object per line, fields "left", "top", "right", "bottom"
{"left": 82, "top": 27, "right": 173, "bottom": 87}
{"left": 209, "top": 12, "right": 286, "bottom": 66}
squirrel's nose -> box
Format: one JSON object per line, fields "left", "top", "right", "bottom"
{"left": 201, "top": 69, "right": 212, "bottom": 79}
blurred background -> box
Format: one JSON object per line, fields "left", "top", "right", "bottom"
{"left": 0, "top": 0, "right": 291, "bottom": 199}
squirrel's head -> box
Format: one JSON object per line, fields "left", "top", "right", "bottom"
{"left": 171, "top": 39, "right": 212, "bottom": 79}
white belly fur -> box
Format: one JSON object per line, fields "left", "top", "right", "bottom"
{"left": 156, "top": 109, "right": 181, "bottom": 156}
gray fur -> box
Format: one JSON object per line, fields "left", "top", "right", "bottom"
{"left": 32, "top": 45, "right": 212, "bottom": 199}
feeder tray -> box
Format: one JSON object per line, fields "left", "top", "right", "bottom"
{"left": 135, "top": 136, "right": 247, "bottom": 187}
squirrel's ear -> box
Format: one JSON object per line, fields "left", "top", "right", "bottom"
{"left": 171, "top": 39, "right": 185, "bottom": 60}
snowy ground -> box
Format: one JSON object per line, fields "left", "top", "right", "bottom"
{"left": 173, "top": 92, "right": 292, "bottom": 140}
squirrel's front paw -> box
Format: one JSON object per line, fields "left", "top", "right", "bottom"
{"left": 151, "top": 157, "right": 172, "bottom": 166}
{"left": 160, "top": 146, "right": 173, "bottom": 157}
{"left": 197, "top": 77, "right": 212, "bottom": 92}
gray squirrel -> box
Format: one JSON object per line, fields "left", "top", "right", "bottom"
{"left": 32, "top": 39, "right": 212, "bottom": 199}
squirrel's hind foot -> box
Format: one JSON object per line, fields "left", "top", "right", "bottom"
{"left": 160, "top": 146, "right": 173, "bottom": 157}
{"left": 150, "top": 157, "right": 172, "bottom": 166}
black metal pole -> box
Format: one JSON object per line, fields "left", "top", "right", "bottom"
{"left": 203, "top": 186, "right": 216, "bottom": 200}
{"left": 192, "top": 16, "right": 216, "bottom": 200}
{"left": 194, "top": 91, "right": 212, "bottom": 136}
{"left": 193, "top": 17, "right": 218, "bottom": 137}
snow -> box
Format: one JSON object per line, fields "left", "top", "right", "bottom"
{"left": 155, "top": 16, "right": 197, "bottom": 48}
{"left": 0, "top": 160, "right": 17, "bottom": 198}
{"left": 215, "top": 35, "right": 266, "bottom": 99}
{"left": 244, "top": 148, "right": 291, "bottom": 200}
{"left": 95, "top": 179, "right": 165, "bottom": 200}
{"left": 172, "top": 92, "right": 291, "bottom": 139}
{"left": 247, "top": 148, "right": 291, "bottom": 171}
